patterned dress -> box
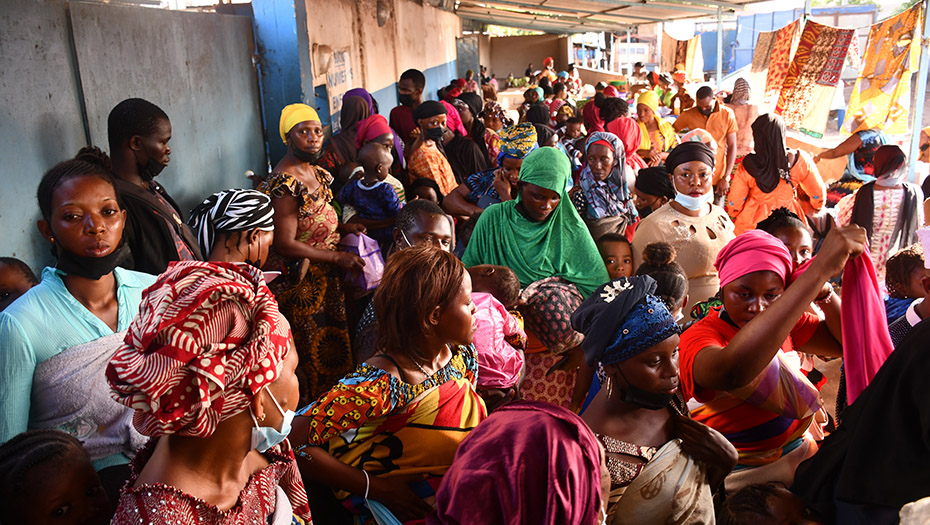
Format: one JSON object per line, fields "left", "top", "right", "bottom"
{"left": 259, "top": 169, "right": 353, "bottom": 404}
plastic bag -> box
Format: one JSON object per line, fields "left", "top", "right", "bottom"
{"left": 337, "top": 232, "right": 384, "bottom": 291}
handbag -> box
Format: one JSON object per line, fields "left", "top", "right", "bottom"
{"left": 337, "top": 233, "right": 385, "bottom": 291}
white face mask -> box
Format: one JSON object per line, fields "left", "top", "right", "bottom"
{"left": 250, "top": 389, "right": 295, "bottom": 453}
{"left": 673, "top": 189, "right": 713, "bottom": 211}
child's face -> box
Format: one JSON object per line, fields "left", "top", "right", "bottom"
{"left": 16, "top": 447, "right": 111, "bottom": 525}
{"left": 763, "top": 486, "right": 824, "bottom": 525}
{"left": 599, "top": 241, "right": 633, "bottom": 280}
{"left": 773, "top": 226, "right": 813, "bottom": 271}
{"left": 412, "top": 186, "right": 440, "bottom": 204}
{"left": 565, "top": 122, "right": 582, "bottom": 139}
{"left": 0, "top": 263, "right": 34, "bottom": 311}
{"left": 900, "top": 267, "right": 930, "bottom": 299}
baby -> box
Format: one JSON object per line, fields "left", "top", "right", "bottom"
{"left": 596, "top": 233, "right": 634, "bottom": 280}
{"left": 467, "top": 264, "right": 526, "bottom": 412}
{"left": 0, "top": 257, "right": 38, "bottom": 311}
{"left": 719, "top": 483, "right": 823, "bottom": 525}
{"left": 338, "top": 142, "right": 404, "bottom": 256}
{"left": 635, "top": 242, "right": 689, "bottom": 321}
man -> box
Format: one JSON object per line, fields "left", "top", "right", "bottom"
{"left": 390, "top": 68, "right": 425, "bottom": 148}
{"left": 524, "top": 63, "right": 533, "bottom": 78}
{"left": 632, "top": 62, "right": 649, "bottom": 83}
{"left": 673, "top": 86, "right": 738, "bottom": 198}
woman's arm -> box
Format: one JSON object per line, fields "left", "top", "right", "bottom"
{"left": 269, "top": 194, "right": 363, "bottom": 271}
{"left": 725, "top": 168, "right": 750, "bottom": 218}
{"left": 796, "top": 152, "right": 827, "bottom": 211}
{"left": 442, "top": 183, "right": 483, "bottom": 217}
{"left": 814, "top": 133, "right": 862, "bottom": 161}
{"left": 690, "top": 226, "right": 866, "bottom": 391}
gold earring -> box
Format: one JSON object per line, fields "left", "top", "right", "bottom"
{"left": 258, "top": 413, "right": 266, "bottom": 422}
{"left": 606, "top": 376, "right": 613, "bottom": 399}
{"left": 49, "top": 237, "right": 55, "bottom": 243}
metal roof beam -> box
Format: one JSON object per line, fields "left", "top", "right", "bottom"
{"left": 576, "top": 0, "right": 717, "bottom": 15}
{"left": 461, "top": 0, "right": 665, "bottom": 22}
{"left": 457, "top": 14, "right": 580, "bottom": 33}
{"left": 455, "top": 6, "right": 634, "bottom": 30}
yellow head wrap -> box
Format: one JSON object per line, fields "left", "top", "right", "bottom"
{"left": 279, "top": 103, "right": 320, "bottom": 144}
{"left": 636, "top": 91, "right": 660, "bottom": 115}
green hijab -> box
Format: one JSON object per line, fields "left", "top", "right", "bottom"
{"left": 462, "top": 147, "right": 608, "bottom": 297}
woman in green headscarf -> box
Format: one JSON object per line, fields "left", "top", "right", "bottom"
{"left": 463, "top": 147, "right": 609, "bottom": 409}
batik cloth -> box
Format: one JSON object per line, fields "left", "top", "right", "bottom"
{"left": 843, "top": 4, "right": 922, "bottom": 136}
{"left": 758, "top": 20, "right": 801, "bottom": 111}
{"left": 258, "top": 171, "right": 354, "bottom": 404}
{"left": 776, "top": 21, "right": 858, "bottom": 138}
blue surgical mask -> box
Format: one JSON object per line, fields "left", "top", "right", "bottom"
{"left": 673, "top": 190, "right": 713, "bottom": 211}
{"left": 250, "top": 389, "right": 294, "bottom": 453}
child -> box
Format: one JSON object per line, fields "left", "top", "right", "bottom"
{"left": 338, "top": 142, "right": 404, "bottom": 255}
{"left": 719, "top": 483, "right": 824, "bottom": 525}
{"left": 756, "top": 208, "right": 814, "bottom": 272}
{"left": 887, "top": 231, "right": 930, "bottom": 347}
{"left": 635, "top": 242, "right": 688, "bottom": 321}
{"left": 468, "top": 264, "right": 526, "bottom": 412}
{"left": 0, "top": 257, "right": 38, "bottom": 311}
{"left": 885, "top": 243, "right": 926, "bottom": 325}
{"left": 596, "top": 233, "right": 633, "bottom": 280}
{"left": 408, "top": 177, "right": 443, "bottom": 206}
{"left": 0, "top": 429, "right": 112, "bottom": 525}
{"left": 559, "top": 116, "right": 586, "bottom": 176}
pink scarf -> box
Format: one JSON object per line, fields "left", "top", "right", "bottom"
{"left": 605, "top": 117, "right": 648, "bottom": 171}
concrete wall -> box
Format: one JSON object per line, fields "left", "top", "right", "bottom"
{"left": 0, "top": 1, "right": 266, "bottom": 272}
{"left": 487, "top": 34, "right": 570, "bottom": 79}
{"left": 575, "top": 66, "right": 627, "bottom": 88}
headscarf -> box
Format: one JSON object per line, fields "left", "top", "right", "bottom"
{"left": 665, "top": 141, "right": 715, "bottom": 174}
{"left": 543, "top": 56, "right": 554, "bottom": 67}
{"left": 188, "top": 189, "right": 274, "bottom": 256}
{"left": 462, "top": 147, "right": 609, "bottom": 297}
{"left": 636, "top": 90, "right": 660, "bottom": 115}
{"left": 742, "top": 113, "right": 791, "bottom": 193}
{"left": 354, "top": 114, "right": 394, "bottom": 150}
{"left": 456, "top": 92, "right": 491, "bottom": 162}
{"left": 635, "top": 166, "right": 675, "bottom": 200}
{"left": 412, "top": 100, "right": 447, "bottom": 122}
{"left": 107, "top": 261, "right": 292, "bottom": 437}
{"left": 578, "top": 132, "right": 635, "bottom": 221}
{"left": 605, "top": 117, "right": 648, "bottom": 170}
{"left": 571, "top": 276, "right": 679, "bottom": 367}
{"left": 714, "top": 230, "right": 793, "bottom": 288}
{"left": 480, "top": 101, "right": 513, "bottom": 127}
{"left": 344, "top": 87, "right": 374, "bottom": 114}
{"left": 430, "top": 400, "right": 603, "bottom": 525}
{"left": 558, "top": 70, "right": 569, "bottom": 79}
{"left": 456, "top": 92, "right": 483, "bottom": 121}
{"left": 454, "top": 78, "right": 467, "bottom": 89}
{"left": 497, "top": 123, "right": 538, "bottom": 163}
{"left": 603, "top": 85, "right": 620, "bottom": 98}
{"left": 680, "top": 128, "right": 719, "bottom": 155}
{"left": 441, "top": 100, "right": 468, "bottom": 136}
{"left": 731, "top": 78, "right": 752, "bottom": 105}
{"left": 673, "top": 70, "right": 687, "bottom": 84}
{"left": 533, "top": 87, "right": 544, "bottom": 101}
{"left": 472, "top": 292, "right": 525, "bottom": 389}
{"left": 873, "top": 145, "right": 907, "bottom": 187}
{"left": 526, "top": 104, "right": 550, "bottom": 126}
{"left": 278, "top": 103, "right": 320, "bottom": 144}
{"left": 329, "top": 94, "right": 372, "bottom": 165}
{"left": 556, "top": 103, "right": 576, "bottom": 121}
{"left": 532, "top": 123, "right": 557, "bottom": 147}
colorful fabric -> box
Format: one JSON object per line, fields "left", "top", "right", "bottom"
{"left": 302, "top": 345, "right": 486, "bottom": 505}
{"left": 258, "top": 171, "right": 354, "bottom": 404}
{"left": 605, "top": 117, "right": 648, "bottom": 171}
{"left": 485, "top": 129, "right": 501, "bottom": 168}
{"left": 408, "top": 144, "right": 458, "bottom": 196}
{"left": 761, "top": 20, "right": 801, "bottom": 111}
{"left": 776, "top": 21, "right": 858, "bottom": 138}
{"left": 520, "top": 349, "right": 576, "bottom": 409}
{"left": 107, "top": 261, "right": 291, "bottom": 438}
{"left": 637, "top": 90, "right": 660, "bottom": 114}
{"left": 679, "top": 309, "right": 821, "bottom": 466}
{"left": 112, "top": 439, "right": 311, "bottom": 524}
{"left": 841, "top": 248, "right": 895, "bottom": 404}
{"left": 338, "top": 179, "right": 403, "bottom": 250}
{"left": 519, "top": 277, "right": 586, "bottom": 355}
{"left": 279, "top": 103, "right": 320, "bottom": 144}
{"left": 429, "top": 400, "right": 603, "bottom": 525}
{"left": 578, "top": 132, "right": 636, "bottom": 222}
{"left": 636, "top": 117, "right": 679, "bottom": 154}
{"left": 472, "top": 292, "right": 526, "bottom": 389}
{"left": 188, "top": 189, "right": 275, "bottom": 257}
{"left": 714, "top": 230, "right": 794, "bottom": 288}
{"left": 462, "top": 147, "right": 609, "bottom": 297}
{"left": 844, "top": 3, "right": 922, "bottom": 136}
{"left": 497, "top": 123, "right": 538, "bottom": 161}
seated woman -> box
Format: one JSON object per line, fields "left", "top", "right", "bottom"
{"left": 259, "top": 103, "right": 365, "bottom": 405}
{"left": 727, "top": 114, "right": 826, "bottom": 236}
{"left": 407, "top": 101, "right": 458, "bottom": 196}
{"left": 290, "top": 246, "right": 485, "bottom": 523}
{"left": 107, "top": 262, "right": 311, "bottom": 523}
{"left": 635, "top": 91, "right": 678, "bottom": 167}
{"left": 463, "top": 147, "right": 609, "bottom": 408}
{"left": 632, "top": 142, "right": 736, "bottom": 317}
{"left": 679, "top": 227, "right": 865, "bottom": 490}
{"left": 571, "top": 131, "right": 638, "bottom": 240}
{"left": 632, "top": 166, "right": 675, "bottom": 219}
{"left": 0, "top": 147, "right": 155, "bottom": 501}
{"left": 318, "top": 89, "right": 373, "bottom": 189}
{"left": 835, "top": 144, "right": 923, "bottom": 289}
{"left": 574, "top": 276, "right": 737, "bottom": 523}
{"left": 187, "top": 188, "right": 275, "bottom": 265}
{"left": 442, "top": 123, "right": 538, "bottom": 218}
{"left": 430, "top": 400, "right": 607, "bottom": 525}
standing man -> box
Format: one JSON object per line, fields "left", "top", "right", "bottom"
{"left": 390, "top": 69, "right": 425, "bottom": 149}
{"left": 673, "top": 86, "right": 738, "bottom": 199}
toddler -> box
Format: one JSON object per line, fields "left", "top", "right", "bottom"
{"left": 0, "top": 257, "right": 38, "bottom": 311}
{"left": 596, "top": 233, "right": 633, "bottom": 280}
{"left": 339, "top": 142, "right": 404, "bottom": 255}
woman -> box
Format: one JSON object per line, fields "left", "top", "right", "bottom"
{"left": 836, "top": 144, "right": 924, "bottom": 287}
{"left": 679, "top": 228, "right": 864, "bottom": 490}
{"left": 107, "top": 98, "right": 202, "bottom": 274}
{"left": 290, "top": 246, "right": 486, "bottom": 522}
{"left": 452, "top": 92, "right": 496, "bottom": 167}
{"left": 635, "top": 91, "right": 679, "bottom": 167}
{"left": 727, "top": 114, "right": 826, "bottom": 235}
{"left": 259, "top": 103, "right": 365, "bottom": 404}
{"left": 463, "top": 147, "right": 609, "bottom": 408}
{"left": 606, "top": 115, "right": 649, "bottom": 174}
{"left": 0, "top": 147, "right": 155, "bottom": 501}
{"left": 480, "top": 101, "right": 512, "bottom": 133}
{"left": 430, "top": 400, "right": 606, "bottom": 525}
{"left": 632, "top": 166, "right": 675, "bottom": 219}
{"left": 187, "top": 188, "right": 275, "bottom": 265}
{"left": 442, "top": 123, "right": 537, "bottom": 217}
{"left": 318, "top": 89, "right": 373, "bottom": 186}
{"left": 107, "top": 262, "right": 312, "bottom": 523}
{"left": 574, "top": 276, "right": 737, "bottom": 522}
{"left": 408, "top": 101, "right": 458, "bottom": 195}
{"left": 632, "top": 142, "right": 736, "bottom": 316}
{"left": 572, "top": 132, "right": 638, "bottom": 240}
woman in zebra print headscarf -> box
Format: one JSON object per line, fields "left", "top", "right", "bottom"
{"left": 188, "top": 188, "right": 275, "bottom": 267}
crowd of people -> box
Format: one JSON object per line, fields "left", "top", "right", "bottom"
{"left": 1, "top": 55, "right": 929, "bottom": 525}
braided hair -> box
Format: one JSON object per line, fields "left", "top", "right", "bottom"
{"left": 0, "top": 430, "right": 86, "bottom": 514}
{"left": 755, "top": 207, "right": 807, "bottom": 236}
{"left": 36, "top": 146, "right": 117, "bottom": 221}
{"left": 635, "top": 242, "right": 688, "bottom": 312}
{"left": 886, "top": 243, "right": 925, "bottom": 299}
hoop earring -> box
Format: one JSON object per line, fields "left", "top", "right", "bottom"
{"left": 605, "top": 376, "right": 613, "bottom": 399}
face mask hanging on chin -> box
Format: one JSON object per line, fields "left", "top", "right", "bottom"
{"left": 250, "top": 389, "right": 295, "bottom": 453}
{"left": 673, "top": 190, "right": 713, "bottom": 211}
{"left": 55, "top": 242, "right": 131, "bottom": 280}
{"left": 616, "top": 367, "right": 675, "bottom": 410}
{"left": 133, "top": 148, "right": 167, "bottom": 182}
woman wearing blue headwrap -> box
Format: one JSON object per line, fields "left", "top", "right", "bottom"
{"left": 572, "top": 276, "right": 737, "bottom": 523}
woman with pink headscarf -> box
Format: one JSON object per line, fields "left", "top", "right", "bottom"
{"left": 605, "top": 116, "right": 649, "bottom": 173}
{"left": 678, "top": 226, "right": 866, "bottom": 490}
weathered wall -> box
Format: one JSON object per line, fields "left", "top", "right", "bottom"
{"left": 576, "top": 66, "right": 626, "bottom": 88}
{"left": 477, "top": 34, "right": 491, "bottom": 74}
{"left": 488, "top": 34, "right": 570, "bottom": 79}
{"left": 0, "top": 0, "right": 88, "bottom": 269}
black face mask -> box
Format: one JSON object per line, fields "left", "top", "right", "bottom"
{"left": 55, "top": 242, "right": 130, "bottom": 280}
{"left": 425, "top": 126, "right": 445, "bottom": 142}
{"left": 398, "top": 93, "right": 415, "bottom": 107}
{"left": 134, "top": 147, "right": 167, "bottom": 182}
{"left": 616, "top": 367, "right": 675, "bottom": 410}
{"left": 637, "top": 205, "right": 653, "bottom": 219}
{"left": 699, "top": 107, "right": 713, "bottom": 117}
{"left": 243, "top": 235, "right": 264, "bottom": 270}
{"left": 292, "top": 147, "right": 323, "bottom": 163}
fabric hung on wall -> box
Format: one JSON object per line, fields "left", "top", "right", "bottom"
{"left": 661, "top": 31, "right": 678, "bottom": 73}
{"left": 661, "top": 32, "right": 702, "bottom": 81}
{"left": 775, "top": 21, "right": 858, "bottom": 138}
{"left": 843, "top": 4, "right": 922, "bottom": 136}
{"left": 684, "top": 34, "right": 704, "bottom": 82}
{"left": 756, "top": 20, "right": 801, "bottom": 112}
